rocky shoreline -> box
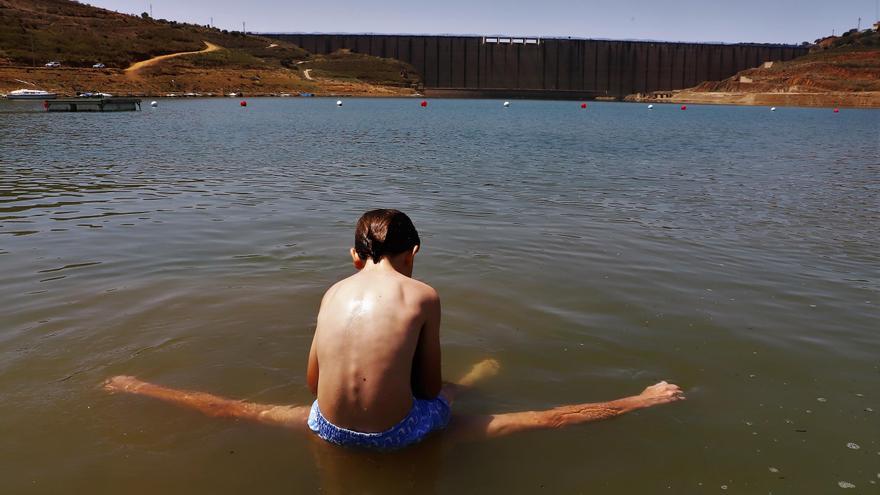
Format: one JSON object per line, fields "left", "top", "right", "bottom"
{"left": 625, "top": 90, "right": 880, "bottom": 108}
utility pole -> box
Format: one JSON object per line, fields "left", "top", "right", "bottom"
{"left": 858, "top": 17, "right": 861, "bottom": 30}
{"left": 210, "top": 17, "right": 213, "bottom": 28}
{"left": 242, "top": 21, "right": 246, "bottom": 34}
{"left": 149, "top": 3, "right": 153, "bottom": 18}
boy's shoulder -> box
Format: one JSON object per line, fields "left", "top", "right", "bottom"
{"left": 322, "top": 272, "right": 437, "bottom": 294}
{"left": 403, "top": 276, "right": 439, "bottom": 303}
{"left": 323, "top": 272, "right": 439, "bottom": 306}
{"left": 320, "top": 276, "right": 350, "bottom": 304}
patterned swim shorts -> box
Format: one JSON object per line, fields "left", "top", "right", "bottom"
{"left": 307, "top": 396, "right": 451, "bottom": 451}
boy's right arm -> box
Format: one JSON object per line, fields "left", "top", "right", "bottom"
{"left": 307, "top": 332, "right": 319, "bottom": 396}
{"left": 308, "top": 289, "right": 334, "bottom": 396}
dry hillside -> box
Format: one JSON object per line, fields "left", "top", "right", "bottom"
{"left": 696, "top": 49, "right": 880, "bottom": 94}
{"left": 0, "top": 0, "right": 419, "bottom": 96}
{"left": 0, "top": 0, "right": 306, "bottom": 68}
{"left": 628, "top": 29, "right": 880, "bottom": 107}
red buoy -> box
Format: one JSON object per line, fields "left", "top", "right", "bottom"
{"left": 680, "top": 105, "right": 687, "bottom": 111}
{"left": 240, "top": 100, "right": 247, "bottom": 107}
{"left": 833, "top": 108, "right": 840, "bottom": 113}
{"left": 580, "top": 103, "right": 587, "bottom": 109}
{"left": 420, "top": 100, "right": 427, "bottom": 107}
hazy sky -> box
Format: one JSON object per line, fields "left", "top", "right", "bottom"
{"left": 86, "top": 0, "right": 878, "bottom": 44}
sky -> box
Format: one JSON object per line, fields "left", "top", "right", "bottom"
{"left": 86, "top": 0, "right": 879, "bottom": 44}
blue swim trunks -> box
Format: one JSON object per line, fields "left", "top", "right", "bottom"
{"left": 307, "top": 396, "right": 451, "bottom": 451}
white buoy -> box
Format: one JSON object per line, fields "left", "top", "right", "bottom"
{"left": 150, "top": 101, "right": 158, "bottom": 107}
{"left": 771, "top": 107, "right": 777, "bottom": 111}
{"left": 336, "top": 100, "right": 343, "bottom": 107}
{"left": 503, "top": 101, "right": 510, "bottom": 107}
{"left": 648, "top": 104, "right": 654, "bottom": 109}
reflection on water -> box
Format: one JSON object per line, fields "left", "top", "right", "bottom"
{"left": 0, "top": 99, "right": 878, "bottom": 493}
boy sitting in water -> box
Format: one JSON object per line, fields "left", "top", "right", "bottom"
{"left": 305, "top": 209, "right": 451, "bottom": 449}
{"left": 105, "top": 209, "right": 684, "bottom": 450}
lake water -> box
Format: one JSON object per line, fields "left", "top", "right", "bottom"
{"left": 1, "top": 98, "right": 878, "bottom": 493}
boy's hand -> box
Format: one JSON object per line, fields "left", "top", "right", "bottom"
{"left": 636, "top": 381, "right": 686, "bottom": 408}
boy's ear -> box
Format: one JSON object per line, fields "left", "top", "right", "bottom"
{"left": 350, "top": 248, "right": 366, "bottom": 270}
{"left": 405, "top": 245, "right": 419, "bottom": 267}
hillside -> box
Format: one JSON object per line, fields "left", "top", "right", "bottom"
{"left": 627, "top": 29, "right": 880, "bottom": 108}
{"left": 0, "top": 0, "right": 307, "bottom": 68}
{"left": 694, "top": 33, "right": 880, "bottom": 94}
{"left": 0, "top": 0, "right": 419, "bottom": 96}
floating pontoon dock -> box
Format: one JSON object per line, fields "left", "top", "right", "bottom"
{"left": 46, "top": 97, "right": 142, "bottom": 112}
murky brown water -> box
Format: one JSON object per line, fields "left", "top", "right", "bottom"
{"left": 1, "top": 98, "right": 878, "bottom": 493}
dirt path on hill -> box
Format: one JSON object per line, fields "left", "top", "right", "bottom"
{"left": 125, "top": 41, "right": 222, "bottom": 76}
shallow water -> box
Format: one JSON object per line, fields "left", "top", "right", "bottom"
{"left": 1, "top": 98, "right": 878, "bottom": 493}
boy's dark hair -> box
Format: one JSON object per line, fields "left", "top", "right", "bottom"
{"left": 354, "top": 209, "right": 420, "bottom": 263}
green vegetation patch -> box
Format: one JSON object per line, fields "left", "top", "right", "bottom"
{"left": 185, "top": 49, "right": 269, "bottom": 69}
{"left": 829, "top": 28, "right": 880, "bottom": 49}
{"left": 308, "top": 50, "right": 419, "bottom": 86}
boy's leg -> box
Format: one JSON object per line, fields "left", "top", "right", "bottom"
{"left": 440, "top": 358, "right": 500, "bottom": 406}
{"left": 448, "top": 381, "right": 685, "bottom": 441}
{"left": 101, "top": 358, "right": 503, "bottom": 430}
{"left": 101, "top": 375, "right": 684, "bottom": 442}
{"left": 103, "top": 375, "right": 311, "bottom": 430}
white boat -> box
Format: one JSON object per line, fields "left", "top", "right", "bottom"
{"left": 5, "top": 89, "right": 58, "bottom": 100}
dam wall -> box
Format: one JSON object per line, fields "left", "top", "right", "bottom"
{"left": 267, "top": 34, "right": 808, "bottom": 98}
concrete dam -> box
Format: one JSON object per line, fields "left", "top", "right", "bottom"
{"left": 267, "top": 34, "right": 808, "bottom": 99}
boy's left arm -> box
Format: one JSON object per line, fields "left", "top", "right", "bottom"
{"left": 307, "top": 332, "right": 319, "bottom": 396}
{"left": 412, "top": 292, "right": 442, "bottom": 399}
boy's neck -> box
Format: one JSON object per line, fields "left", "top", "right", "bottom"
{"left": 362, "top": 257, "right": 412, "bottom": 277}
